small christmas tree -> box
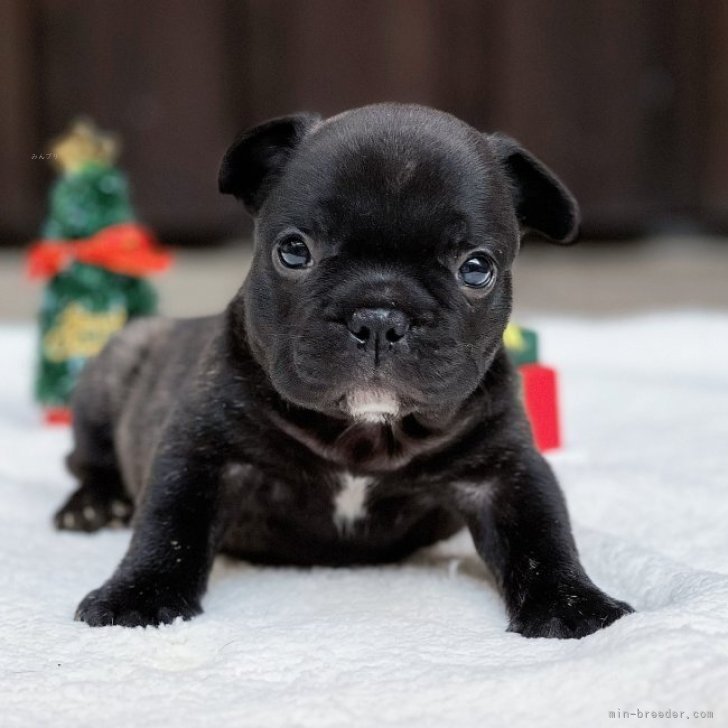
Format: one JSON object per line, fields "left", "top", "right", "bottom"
{"left": 27, "top": 119, "right": 172, "bottom": 423}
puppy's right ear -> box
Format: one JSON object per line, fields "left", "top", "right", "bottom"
{"left": 218, "top": 113, "right": 320, "bottom": 214}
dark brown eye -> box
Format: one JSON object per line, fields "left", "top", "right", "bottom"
{"left": 458, "top": 254, "right": 496, "bottom": 289}
{"left": 277, "top": 235, "right": 312, "bottom": 269}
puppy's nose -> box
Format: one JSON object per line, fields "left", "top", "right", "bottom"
{"left": 347, "top": 307, "right": 410, "bottom": 349}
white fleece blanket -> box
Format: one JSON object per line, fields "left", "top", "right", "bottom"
{"left": 1, "top": 313, "right": 727, "bottom": 728}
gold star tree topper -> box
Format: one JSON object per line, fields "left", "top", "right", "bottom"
{"left": 49, "top": 118, "right": 120, "bottom": 174}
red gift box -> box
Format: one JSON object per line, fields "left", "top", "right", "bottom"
{"left": 519, "top": 363, "right": 561, "bottom": 452}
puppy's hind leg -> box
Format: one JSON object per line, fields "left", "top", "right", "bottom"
{"left": 55, "top": 413, "right": 133, "bottom": 533}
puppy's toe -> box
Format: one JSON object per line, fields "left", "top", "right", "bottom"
{"left": 157, "top": 606, "right": 185, "bottom": 625}
{"left": 75, "top": 581, "right": 201, "bottom": 628}
{"left": 508, "top": 582, "right": 634, "bottom": 639}
{"left": 108, "top": 499, "right": 133, "bottom": 527}
{"left": 55, "top": 502, "right": 102, "bottom": 532}
{"left": 116, "top": 610, "right": 144, "bottom": 628}
{"left": 75, "top": 590, "right": 115, "bottom": 626}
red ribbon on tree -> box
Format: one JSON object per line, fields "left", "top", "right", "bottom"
{"left": 27, "top": 222, "right": 172, "bottom": 279}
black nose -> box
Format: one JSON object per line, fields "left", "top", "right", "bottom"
{"left": 347, "top": 307, "right": 410, "bottom": 349}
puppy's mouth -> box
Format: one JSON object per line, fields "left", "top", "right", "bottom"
{"left": 341, "top": 389, "right": 400, "bottom": 424}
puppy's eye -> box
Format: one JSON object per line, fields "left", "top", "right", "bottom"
{"left": 458, "top": 254, "right": 497, "bottom": 289}
{"left": 277, "top": 235, "right": 312, "bottom": 269}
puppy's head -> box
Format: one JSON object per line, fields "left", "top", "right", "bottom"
{"left": 220, "top": 104, "right": 578, "bottom": 423}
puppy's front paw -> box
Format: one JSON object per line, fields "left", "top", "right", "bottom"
{"left": 75, "top": 580, "right": 202, "bottom": 628}
{"left": 508, "top": 580, "right": 633, "bottom": 639}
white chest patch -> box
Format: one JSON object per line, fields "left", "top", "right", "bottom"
{"left": 333, "top": 473, "right": 373, "bottom": 534}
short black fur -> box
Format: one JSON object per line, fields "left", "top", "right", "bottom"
{"left": 56, "top": 103, "right": 632, "bottom": 637}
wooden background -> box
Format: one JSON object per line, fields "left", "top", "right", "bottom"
{"left": 1, "top": 0, "right": 727, "bottom": 243}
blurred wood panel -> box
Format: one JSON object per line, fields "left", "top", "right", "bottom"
{"left": 703, "top": 0, "right": 728, "bottom": 228}
{"left": 35, "top": 0, "right": 238, "bottom": 241}
{"left": 0, "top": 0, "right": 726, "bottom": 242}
{"left": 0, "top": 0, "right": 42, "bottom": 241}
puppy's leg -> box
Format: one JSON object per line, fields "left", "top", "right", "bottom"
{"left": 75, "top": 451, "right": 225, "bottom": 628}
{"left": 455, "top": 446, "right": 633, "bottom": 639}
{"left": 55, "top": 410, "right": 133, "bottom": 533}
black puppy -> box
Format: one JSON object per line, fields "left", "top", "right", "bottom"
{"left": 55, "top": 103, "right": 633, "bottom": 637}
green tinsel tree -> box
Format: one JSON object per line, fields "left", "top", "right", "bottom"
{"left": 28, "top": 120, "right": 170, "bottom": 420}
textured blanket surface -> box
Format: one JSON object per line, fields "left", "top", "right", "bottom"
{"left": 1, "top": 313, "right": 726, "bottom": 728}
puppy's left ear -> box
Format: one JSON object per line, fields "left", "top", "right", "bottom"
{"left": 488, "top": 133, "right": 580, "bottom": 244}
{"left": 219, "top": 112, "right": 321, "bottom": 214}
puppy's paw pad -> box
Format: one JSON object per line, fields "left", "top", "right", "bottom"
{"left": 54, "top": 489, "right": 133, "bottom": 533}
{"left": 508, "top": 584, "right": 633, "bottom": 639}
{"left": 75, "top": 584, "right": 201, "bottom": 628}
{"left": 109, "top": 499, "right": 133, "bottom": 523}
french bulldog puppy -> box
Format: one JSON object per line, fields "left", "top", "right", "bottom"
{"left": 55, "top": 103, "right": 633, "bottom": 637}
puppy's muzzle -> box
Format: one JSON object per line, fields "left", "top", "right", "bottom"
{"left": 346, "top": 307, "right": 410, "bottom": 360}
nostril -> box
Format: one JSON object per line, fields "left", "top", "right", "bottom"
{"left": 384, "top": 311, "right": 410, "bottom": 344}
{"left": 351, "top": 325, "right": 370, "bottom": 343}
{"left": 385, "top": 326, "right": 405, "bottom": 343}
